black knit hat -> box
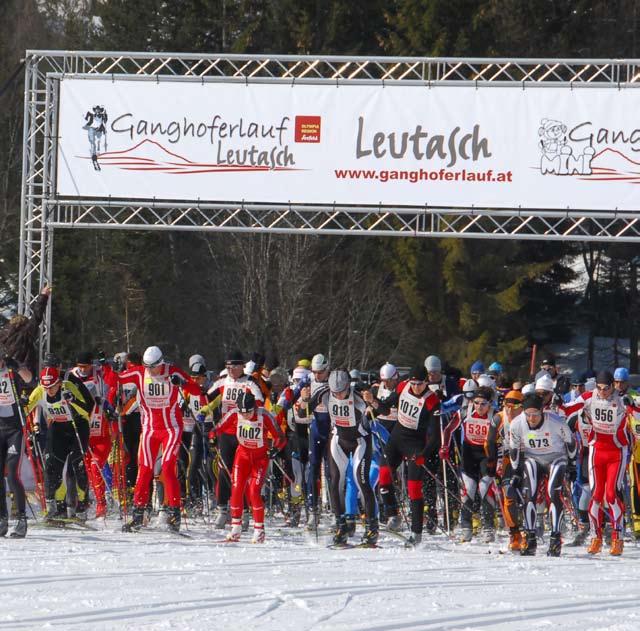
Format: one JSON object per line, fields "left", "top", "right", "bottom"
{"left": 225, "top": 350, "right": 244, "bottom": 366}
{"left": 408, "top": 365, "right": 427, "bottom": 381}
{"left": 522, "top": 393, "right": 544, "bottom": 411}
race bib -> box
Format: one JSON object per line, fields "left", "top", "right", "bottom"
{"left": 577, "top": 415, "right": 591, "bottom": 446}
{"left": 89, "top": 409, "right": 103, "bottom": 436}
{"left": 525, "top": 428, "right": 553, "bottom": 454}
{"left": 397, "top": 385, "right": 425, "bottom": 430}
{"left": 464, "top": 413, "right": 491, "bottom": 447}
{"left": 590, "top": 398, "right": 617, "bottom": 435}
{"left": 46, "top": 401, "right": 73, "bottom": 423}
{"left": 328, "top": 394, "right": 356, "bottom": 428}
{"left": 237, "top": 416, "right": 263, "bottom": 448}
{"left": 222, "top": 382, "right": 246, "bottom": 414}
{"left": 144, "top": 378, "right": 171, "bottom": 409}
{"left": 0, "top": 372, "right": 16, "bottom": 407}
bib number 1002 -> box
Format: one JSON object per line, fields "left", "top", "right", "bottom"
{"left": 239, "top": 425, "right": 261, "bottom": 440}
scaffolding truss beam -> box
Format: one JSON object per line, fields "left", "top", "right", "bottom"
{"left": 19, "top": 51, "right": 640, "bottom": 358}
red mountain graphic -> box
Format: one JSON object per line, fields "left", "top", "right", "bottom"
{"left": 583, "top": 147, "right": 640, "bottom": 181}
{"left": 77, "top": 139, "right": 300, "bottom": 175}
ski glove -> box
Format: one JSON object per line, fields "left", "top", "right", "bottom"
{"left": 486, "top": 460, "right": 497, "bottom": 477}
{"left": 268, "top": 447, "right": 280, "bottom": 460}
{"left": 506, "top": 474, "right": 521, "bottom": 499}
{"left": 196, "top": 413, "right": 206, "bottom": 425}
{"left": 438, "top": 446, "right": 450, "bottom": 462}
{"left": 567, "top": 462, "right": 577, "bottom": 482}
{"left": 170, "top": 374, "right": 185, "bottom": 386}
{"left": 62, "top": 391, "right": 76, "bottom": 403}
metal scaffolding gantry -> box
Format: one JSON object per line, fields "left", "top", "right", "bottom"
{"left": 19, "top": 51, "right": 640, "bottom": 355}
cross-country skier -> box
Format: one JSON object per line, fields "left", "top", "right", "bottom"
{"left": 119, "top": 346, "right": 199, "bottom": 533}
{"left": 203, "top": 350, "right": 264, "bottom": 529}
{"left": 0, "top": 346, "right": 34, "bottom": 537}
{"left": 212, "top": 390, "right": 285, "bottom": 542}
{"left": 364, "top": 365, "right": 441, "bottom": 545}
{"left": 509, "top": 393, "right": 576, "bottom": 556}
{"left": 305, "top": 369, "right": 378, "bottom": 545}
{"left": 565, "top": 370, "right": 632, "bottom": 555}
{"left": 25, "top": 366, "right": 94, "bottom": 520}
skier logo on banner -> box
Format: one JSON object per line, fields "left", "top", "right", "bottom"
{"left": 538, "top": 117, "right": 594, "bottom": 176}
{"left": 82, "top": 105, "right": 108, "bottom": 171}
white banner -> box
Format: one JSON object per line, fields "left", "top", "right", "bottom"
{"left": 56, "top": 78, "right": 640, "bottom": 210}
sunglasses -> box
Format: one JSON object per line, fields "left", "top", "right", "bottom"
{"left": 596, "top": 384, "right": 612, "bottom": 391}
{"left": 409, "top": 380, "right": 425, "bottom": 387}
{"left": 473, "top": 399, "right": 490, "bottom": 406}
{"left": 504, "top": 400, "right": 522, "bottom": 407}
{"left": 525, "top": 411, "right": 542, "bottom": 418}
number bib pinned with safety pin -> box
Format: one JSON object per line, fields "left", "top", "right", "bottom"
{"left": 237, "top": 413, "right": 264, "bottom": 448}
{"left": 328, "top": 393, "right": 356, "bottom": 428}
{"left": 397, "top": 384, "right": 425, "bottom": 430}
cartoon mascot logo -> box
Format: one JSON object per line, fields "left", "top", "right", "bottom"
{"left": 538, "top": 118, "right": 594, "bottom": 176}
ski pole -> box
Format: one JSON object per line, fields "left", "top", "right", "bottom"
{"left": 439, "top": 415, "right": 451, "bottom": 534}
{"left": 418, "top": 460, "right": 463, "bottom": 509}
{"left": 8, "top": 370, "right": 46, "bottom": 510}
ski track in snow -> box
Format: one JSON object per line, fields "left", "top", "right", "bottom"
{"left": 2, "top": 520, "right": 640, "bottom": 631}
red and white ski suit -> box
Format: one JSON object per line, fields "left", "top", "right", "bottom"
{"left": 117, "top": 364, "right": 199, "bottom": 508}
{"left": 566, "top": 390, "right": 631, "bottom": 534}
{"left": 214, "top": 408, "right": 285, "bottom": 529}
{"left": 70, "top": 365, "right": 115, "bottom": 509}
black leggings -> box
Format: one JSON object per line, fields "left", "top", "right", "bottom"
{"left": 44, "top": 421, "right": 89, "bottom": 502}
{"left": 0, "top": 423, "right": 26, "bottom": 517}
{"left": 188, "top": 422, "right": 215, "bottom": 501}
{"left": 216, "top": 433, "right": 238, "bottom": 507}
{"left": 122, "top": 412, "right": 141, "bottom": 488}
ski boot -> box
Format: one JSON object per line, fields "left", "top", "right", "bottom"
{"left": 345, "top": 514, "right": 357, "bottom": 537}
{"left": 122, "top": 506, "right": 145, "bottom": 532}
{"left": 508, "top": 529, "right": 523, "bottom": 552}
{"left": 424, "top": 507, "right": 438, "bottom": 535}
{"left": 0, "top": 516, "right": 7, "bottom": 537}
{"left": 520, "top": 530, "right": 537, "bottom": 556}
{"left": 306, "top": 510, "right": 319, "bottom": 532}
{"left": 481, "top": 528, "right": 496, "bottom": 543}
{"left": 459, "top": 526, "right": 473, "bottom": 543}
{"left": 587, "top": 536, "right": 603, "bottom": 555}
{"left": 75, "top": 500, "right": 88, "bottom": 522}
{"left": 251, "top": 526, "right": 265, "bottom": 544}
{"left": 54, "top": 500, "right": 67, "bottom": 517}
{"left": 285, "top": 499, "right": 302, "bottom": 527}
{"left": 568, "top": 522, "right": 589, "bottom": 547}
{"left": 610, "top": 531, "right": 624, "bottom": 556}
{"left": 547, "top": 532, "right": 562, "bottom": 557}
{"left": 95, "top": 501, "right": 107, "bottom": 519}
{"left": 386, "top": 514, "right": 402, "bottom": 532}
{"left": 241, "top": 509, "right": 250, "bottom": 532}
{"left": 43, "top": 499, "right": 59, "bottom": 522}
{"left": 227, "top": 519, "right": 242, "bottom": 542}
{"left": 333, "top": 517, "right": 349, "bottom": 545}
{"left": 214, "top": 506, "right": 230, "bottom": 529}
{"left": 167, "top": 507, "right": 181, "bottom": 533}
{"left": 11, "top": 513, "right": 27, "bottom": 539}
{"left": 405, "top": 532, "right": 422, "bottom": 548}
{"left": 361, "top": 518, "right": 379, "bottom": 546}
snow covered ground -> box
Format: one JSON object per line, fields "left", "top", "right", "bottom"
{"left": 2, "top": 516, "right": 640, "bottom": 631}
